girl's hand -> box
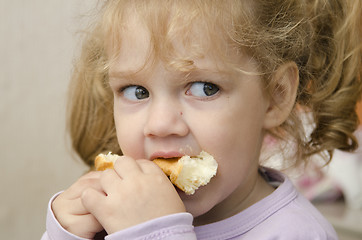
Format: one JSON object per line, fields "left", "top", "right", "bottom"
{"left": 52, "top": 171, "right": 104, "bottom": 239}
{"left": 81, "top": 156, "right": 186, "bottom": 234}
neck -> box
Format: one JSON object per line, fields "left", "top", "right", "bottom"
{"left": 193, "top": 170, "right": 275, "bottom": 226}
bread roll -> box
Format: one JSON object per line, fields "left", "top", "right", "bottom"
{"left": 94, "top": 152, "right": 119, "bottom": 171}
{"left": 153, "top": 151, "right": 218, "bottom": 195}
{"left": 94, "top": 151, "right": 218, "bottom": 195}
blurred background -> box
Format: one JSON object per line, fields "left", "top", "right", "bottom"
{"left": 0, "top": 1, "right": 361, "bottom": 239}
{"left": 0, "top": 1, "right": 94, "bottom": 239}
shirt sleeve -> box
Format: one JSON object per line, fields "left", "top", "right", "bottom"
{"left": 41, "top": 192, "right": 90, "bottom": 240}
{"left": 106, "top": 213, "right": 196, "bottom": 240}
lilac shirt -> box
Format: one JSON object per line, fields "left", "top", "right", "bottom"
{"left": 42, "top": 168, "right": 337, "bottom": 239}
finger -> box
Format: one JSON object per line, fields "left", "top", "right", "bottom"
{"left": 137, "top": 159, "right": 163, "bottom": 174}
{"left": 100, "top": 169, "right": 122, "bottom": 194}
{"left": 82, "top": 214, "right": 103, "bottom": 236}
{"left": 64, "top": 198, "right": 89, "bottom": 215}
{"left": 80, "top": 171, "right": 102, "bottom": 180}
{"left": 65, "top": 177, "right": 103, "bottom": 200}
{"left": 66, "top": 214, "right": 103, "bottom": 239}
{"left": 52, "top": 197, "right": 91, "bottom": 227}
{"left": 81, "top": 187, "right": 107, "bottom": 219}
{"left": 113, "top": 156, "right": 142, "bottom": 178}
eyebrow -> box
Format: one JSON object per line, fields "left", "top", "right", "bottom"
{"left": 108, "top": 66, "right": 235, "bottom": 86}
{"left": 109, "top": 70, "right": 140, "bottom": 79}
{"left": 186, "top": 68, "right": 234, "bottom": 82}
{"left": 108, "top": 68, "right": 152, "bottom": 86}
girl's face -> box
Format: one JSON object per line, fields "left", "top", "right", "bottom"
{"left": 109, "top": 14, "right": 273, "bottom": 224}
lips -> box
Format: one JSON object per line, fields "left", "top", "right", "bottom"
{"left": 150, "top": 151, "right": 185, "bottom": 160}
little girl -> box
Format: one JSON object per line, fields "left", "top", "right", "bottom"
{"left": 42, "top": 0, "right": 361, "bottom": 239}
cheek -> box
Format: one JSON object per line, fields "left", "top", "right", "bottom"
{"left": 187, "top": 107, "right": 265, "bottom": 199}
{"left": 190, "top": 108, "right": 264, "bottom": 160}
{"left": 213, "top": 131, "right": 261, "bottom": 193}
{"left": 114, "top": 111, "right": 145, "bottom": 158}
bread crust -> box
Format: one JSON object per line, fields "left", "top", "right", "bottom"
{"left": 94, "top": 153, "right": 117, "bottom": 171}
{"left": 152, "top": 158, "right": 181, "bottom": 177}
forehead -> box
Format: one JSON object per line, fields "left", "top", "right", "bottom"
{"left": 105, "top": 1, "right": 244, "bottom": 76}
{"left": 110, "top": 12, "right": 150, "bottom": 73}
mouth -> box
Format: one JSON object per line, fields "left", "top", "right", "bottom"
{"left": 150, "top": 151, "right": 185, "bottom": 160}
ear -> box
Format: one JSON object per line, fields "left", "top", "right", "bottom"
{"left": 263, "top": 62, "right": 299, "bottom": 129}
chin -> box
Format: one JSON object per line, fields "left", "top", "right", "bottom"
{"left": 179, "top": 187, "right": 217, "bottom": 218}
{"left": 185, "top": 202, "right": 211, "bottom": 218}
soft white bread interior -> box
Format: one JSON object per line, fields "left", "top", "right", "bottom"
{"left": 94, "top": 151, "right": 218, "bottom": 195}
{"left": 153, "top": 151, "right": 218, "bottom": 195}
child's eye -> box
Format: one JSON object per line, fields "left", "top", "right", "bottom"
{"left": 122, "top": 85, "right": 149, "bottom": 100}
{"left": 187, "top": 82, "right": 220, "bottom": 97}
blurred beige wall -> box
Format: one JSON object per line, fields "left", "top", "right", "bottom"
{"left": 0, "top": 1, "right": 96, "bottom": 239}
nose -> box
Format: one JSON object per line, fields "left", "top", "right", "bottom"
{"left": 144, "top": 98, "right": 189, "bottom": 138}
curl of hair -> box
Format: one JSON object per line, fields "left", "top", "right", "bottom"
{"left": 67, "top": 21, "right": 121, "bottom": 166}
{"left": 245, "top": 0, "right": 362, "bottom": 164}
{"left": 304, "top": 0, "right": 362, "bottom": 159}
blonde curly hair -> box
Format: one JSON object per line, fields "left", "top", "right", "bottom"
{"left": 67, "top": 0, "right": 361, "bottom": 167}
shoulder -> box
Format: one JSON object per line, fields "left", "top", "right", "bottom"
{"left": 259, "top": 197, "right": 336, "bottom": 238}
{"left": 250, "top": 168, "right": 338, "bottom": 239}
{"left": 195, "top": 168, "right": 338, "bottom": 240}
